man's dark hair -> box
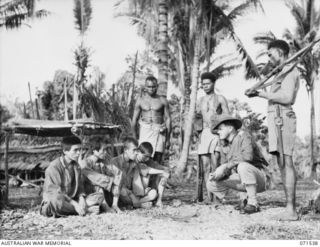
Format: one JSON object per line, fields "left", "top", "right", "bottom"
{"left": 138, "top": 142, "right": 153, "bottom": 155}
{"left": 268, "top": 39, "right": 290, "bottom": 56}
{"left": 201, "top": 72, "right": 217, "bottom": 83}
{"left": 145, "top": 75, "right": 158, "bottom": 84}
{"left": 123, "top": 136, "right": 138, "bottom": 150}
{"left": 61, "top": 136, "right": 81, "bottom": 151}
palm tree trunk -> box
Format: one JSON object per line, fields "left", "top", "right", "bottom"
{"left": 206, "top": 7, "right": 213, "bottom": 72}
{"left": 128, "top": 51, "right": 139, "bottom": 118}
{"left": 157, "top": 0, "right": 169, "bottom": 96}
{"left": 310, "top": 77, "right": 317, "bottom": 178}
{"left": 177, "top": 33, "right": 201, "bottom": 175}
{"left": 184, "top": 67, "right": 192, "bottom": 113}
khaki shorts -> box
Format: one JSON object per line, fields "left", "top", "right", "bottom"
{"left": 268, "top": 108, "right": 296, "bottom": 156}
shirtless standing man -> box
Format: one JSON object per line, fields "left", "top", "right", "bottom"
{"left": 132, "top": 76, "right": 171, "bottom": 164}
{"left": 196, "top": 72, "right": 230, "bottom": 202}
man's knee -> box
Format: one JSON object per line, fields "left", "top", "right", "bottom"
{"left": 147, "top": 189, "right": 158, "bottom": 201}
{"left": 206, "top": 179, "right": 217, "bottom": 193}
{"left": 40, "top": 193, "right": 66, "bottom": 217}
{"left": 237, "top": 162, "right": 253, "bottom": 174}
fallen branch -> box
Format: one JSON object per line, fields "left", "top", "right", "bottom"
{"left": 313, "top": 180, "right": 320, "bottom": 186}
{"left": 9, "top": 174, "right": 41, "bottom": 188}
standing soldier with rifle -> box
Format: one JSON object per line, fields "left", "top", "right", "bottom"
{"left": 246, "top": 40, "right": 300, "bottom": 221}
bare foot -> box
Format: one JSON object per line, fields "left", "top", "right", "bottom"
{"left": 101, "top": 203, "right": 114, "bottom": 213}
{"left": 87, "top": 205, "right": 100, "bottom": 215}
{"left": 155, "top": 200, "right": 163, "bottom": 208}
{"left": 111, "top": 206, "right": 122, "bottom": 213}
{"left": 274, "top": 210, "right": 299, "bottom": 221}
{"left": 141, "top": 202, "right": 153, "bottom": 209}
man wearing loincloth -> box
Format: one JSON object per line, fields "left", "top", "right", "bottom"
{"left": 132, "top": 76, "right": 171, "bottom": 164}
{"left": 249, "top": 39, "right": 300, "bottom": 221}
{"left": 196, "top": 72, "right": 230, "bottom": 201}
{"left": 40, "top": 136, "right": 105, "bottom": 217}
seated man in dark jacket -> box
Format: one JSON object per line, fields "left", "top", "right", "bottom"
{"left": 40, "top": 136, "right": 105, "bottom": 217}
{"left": 207, "top": 114, "right": 268, "bottom": 214}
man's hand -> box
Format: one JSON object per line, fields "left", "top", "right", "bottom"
{"left": 210, "top": 163, "right": 229, "bottom": 181}
{"left": 245, "top": 89, "right": 260, "bottom": 98}
{"left": 71, "top": 199, "right": 86, "bottom": 216}
{"left": 78, "top": 152, "right": 88, "bottom": 169}
{"left": 162, "top": 171, "right": 170, "bottom": 179}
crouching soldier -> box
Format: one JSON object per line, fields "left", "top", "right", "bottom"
{"left": 81, "top": 137, "right": 122, "bottom": 213}
{"left": 206, "top": 114, "right": 268, "bottom": 214}
{"left": 131, "top": 142, "right": 170, "bottom": 208}
{"left": 40, "top": 136, "right": 105, "bottom": 217}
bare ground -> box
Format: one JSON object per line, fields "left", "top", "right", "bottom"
{"left": 1, "top": 179, "right": 320, "bottom": 240}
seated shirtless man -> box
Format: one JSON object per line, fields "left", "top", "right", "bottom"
{"left": 132, "top": 142, "right": 170, "bottom": 208}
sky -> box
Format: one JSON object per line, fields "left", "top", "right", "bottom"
{"left": 0, "top": 0, "right": 319, "bottom": 138}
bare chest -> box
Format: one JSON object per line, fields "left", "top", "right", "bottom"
{"left": 140, "top": 98, "right": 164, "bottom": 112}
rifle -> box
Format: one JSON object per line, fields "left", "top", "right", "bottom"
{"left": 245, "top": 37, "right": 320, "bottom": 96}
{"left": 245, "top": 37, "right": 320, "bottom": 169}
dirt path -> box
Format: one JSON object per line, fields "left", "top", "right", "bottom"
{"left": 1, "top": 180, "right": 320, "bottom": 240}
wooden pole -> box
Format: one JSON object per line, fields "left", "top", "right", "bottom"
{"left": 23, "top": 102, "right": 27, "bottom": 118}
{"left": 35, "top": 99, "right": 40, "bottom": 120}
{"left": 28, "top": 82, "right": 35, "bottom": 119}
{"left": 64, "top": 77, "right": 69, "bottom": 121}
{"left": 36, "top": 90, "right": 43, "bottom": 120}
{"left": 4, "top": 132, "right": 10, "bottom": 204}
{"left": 73, "top": 78, "right": 77, "bottom": 120}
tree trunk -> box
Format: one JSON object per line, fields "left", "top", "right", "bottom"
{"left": 184, "top": 67, "right": 192, "bottom": 114}
{"left": 177, "top": 33, "right": 201, "bottom": 175}
{"left": 127, "top": 51, "right": 138, "bottom": 118}
{"left": 157, "top": 0, "right": 169, "bottom": 97}
{"left": 310, "top": 76, "right": 317, "bottom": 178}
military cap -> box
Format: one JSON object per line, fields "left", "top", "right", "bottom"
{"left": 211, "top": 113, "right": 242, "bottom": 132}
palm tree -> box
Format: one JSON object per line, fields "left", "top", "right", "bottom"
{"left": 174, "top": 0, "right": 263, "bottom": 175}
{"left": 117, "top": 0, "right": 263, "bottom": 174}
{"left": 0, "top": 0, "right": 48, "bottom": 29}
{"left": 72, "top": 0, "right": 92, "bottom": 119}
{"left": 254, "top": 0, "right": 320, "bottom": 178}
{"left": 115, "top": 0, "right": 173, "bottom": 96}
{"left": 157, "top": 0, "right": 169, "bottom": 96}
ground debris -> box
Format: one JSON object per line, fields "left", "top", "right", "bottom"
{"left": 2, "top": 179, "right": 320, "bottom": 239}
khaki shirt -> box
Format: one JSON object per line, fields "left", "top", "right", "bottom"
{"left": 266, "top": 65, "right": 300, "bottom": 111}
{"left": 222, "top": 130, "right": 267, "bottom": 170}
